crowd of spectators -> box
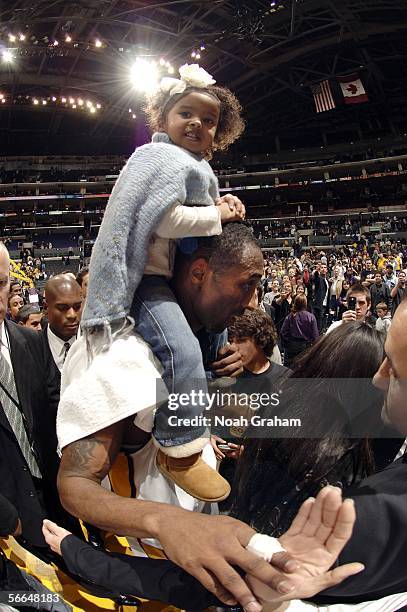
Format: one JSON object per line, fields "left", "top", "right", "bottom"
{"left": 254, "top": 237, "right": 407, "bottom": 369}
{"left": 251, "top": 214, "right": 407, "bottom": 241}
{"left": 0, "top": 165, "right": 123, "bottom": 184}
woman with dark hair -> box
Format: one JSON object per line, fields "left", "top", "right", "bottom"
{"left": 280, "top": 294, "right": 318, "bottom": 366}
{"left": 337, "top": 278, "right": 351, "bottom": 319}
{"left": 231, "top": 321, "right": 385, "bottom": 538}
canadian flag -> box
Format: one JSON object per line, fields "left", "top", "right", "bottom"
{"left": 338, "top": 74, "right": 368, "bottom": 104}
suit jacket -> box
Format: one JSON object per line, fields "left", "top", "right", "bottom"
{"left": 40, "top": 322, "right": 61, "bottom": 382}
{"left": 0, "top": 321, "right": 78, "bottom": 551}
{"left": 313, "top": 455, "right": 407, "bottom": 604}
{"left": 312, "top": 272, "right": 330, "bottom": 309}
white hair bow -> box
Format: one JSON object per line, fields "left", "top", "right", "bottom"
{"left": 159, "top": 63, "right": 216, "bottom": 98}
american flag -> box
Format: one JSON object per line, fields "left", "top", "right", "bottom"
{"left": 311, "top": 80, "right": 335, "bottom": 113}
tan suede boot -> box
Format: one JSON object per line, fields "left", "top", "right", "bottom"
{"left": 156, "top": 450, "right": 231, "bottom": 502}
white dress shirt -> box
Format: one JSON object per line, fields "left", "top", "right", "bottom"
{"left": 47, "top": 326, "right": 76, "bottom": 372}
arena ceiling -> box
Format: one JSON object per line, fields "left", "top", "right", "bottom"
{"left": 1, "top": 0, "right": 407, "bottom": 158}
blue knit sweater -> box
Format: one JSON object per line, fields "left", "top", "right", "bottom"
{"left": 82, "top": 132, "right": 219, "bottom": 330}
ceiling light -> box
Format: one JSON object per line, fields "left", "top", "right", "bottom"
{"left": 1, "top": 99, "right": 5, "bottom": 104}
{"left": 168, "top": 66, "right": 174, "bottom": 74}
{"left": 33, "top": 98, "right": 39, "bottom": 105}
{"left": 19, "top": 34, "right": 26, "bottom": 41}
{"left": 130, "top": 58, "right": 159, "bottom": 94}
{"left": 53, "top": 40, "right": 59, "bottom": 46}
{"left": 132, "top": 114, "right": 136, "bottom": 119}
{"left": 8, "top": 34, "right": 16, "bottom": 43}
{"left": 200, "top": 44, "right": 205, "bottom": 51}
{"left": 72, "top": 104, "right": 77, "bottom": 109}
{"left": 86, "top": 100, "right": 92, "bottom": 108}
{"left": 42, "top": 100, "right": 47, "bottom": 105}
{"left": 69, "top": 97, "right": 75, "bottom": 104}
{"left": 96, "top": 103, "right": 101, "bottom": 109}
{"left": 61, "top": 97, "right": 67, "bottom": 103}
{"left": 51, "top": 96, "right": 57, "bottom": 102}
{"left": 90, "top": 107, "right": 96, "bottom": 113}
{"left": 159, "top": 58, "right": 165, "bottom": 66}
{"left": 95, "top": 39, "right": 102, "bottom": 48}
{"left": 65, "top": 35, "right": 72, "bottom": 43}
{"left": 2, "top": 50, "right": 14, "bottom": 63}
{"left": 78, "top": 98, "right": 83, "bottom": 106}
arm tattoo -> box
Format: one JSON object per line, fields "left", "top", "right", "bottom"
{"left": 63, "top": 436, "right": 115, "bottom": 480}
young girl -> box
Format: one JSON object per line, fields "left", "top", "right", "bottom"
{"left": 80, "top": 64, "right": 246, "bottom": 502}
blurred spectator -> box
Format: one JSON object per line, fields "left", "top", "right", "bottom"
{"left": 383, "top": 263, "right": 397, "bottom": 291}
{"left": 9, "top": 281, "right": 23, "bottom": 297}
{"left": 375, "top": 303, "right": 391, "bottom": 335}
{"left": 311, "top": 263, "right": 329, "bottom": 332}
{"left": 7, "top": 294, "right": 24, "bottom": 322}
{"left": 280, "top": 294, "right": 319, "bottom": 366}
{"left": 370, "top": 272, "right": 391, "bottom": 311}
{"left": 272, "top": 280, "right": 293, "bottom": 336}
{"left": 76, "top": 266, "right": 89, "bottom": 302}
{"left": 16, "top": 304, "right": 43, "bottom": 330}
{"left": 390, "top": 270, "right": 407, "bottom": 316}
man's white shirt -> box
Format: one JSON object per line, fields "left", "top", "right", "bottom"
{"left": 47, "top": 326, "right": 76, "bottom": 372}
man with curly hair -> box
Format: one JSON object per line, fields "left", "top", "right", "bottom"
{"left": 228, "top": 309, "right": 283, "bottom": 381}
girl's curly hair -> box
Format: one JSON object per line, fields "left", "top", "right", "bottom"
{"left": 144, "top": 84, "right": 245, "bottom": 159}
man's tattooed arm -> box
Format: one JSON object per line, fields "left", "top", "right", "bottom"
{"left": 57, "top": 418, "right": 166, "bottom": 536}
{"left": 59, "top": 429, "right": 122, "bottom": 482}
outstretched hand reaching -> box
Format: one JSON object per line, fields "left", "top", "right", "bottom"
{"left": 246, "top": 486, "right": 364, "bottom": 608}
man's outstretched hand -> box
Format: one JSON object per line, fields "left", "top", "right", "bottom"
{"left": 157, "top": 508, "right": 301, "bottom": 612}
{"left": 246, "top": 486, "right": 364, "bottom": 607}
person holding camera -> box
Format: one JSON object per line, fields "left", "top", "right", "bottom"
{"left": 325, "top": 284, "right": 375, "bottom": 334}
{"left": 390, "top": 270, "right": 406, "bottom": 316}
{"left": 272, "top": 280, "right": 293, "bottom": 336}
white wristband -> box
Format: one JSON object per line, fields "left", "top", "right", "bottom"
{"left": 246, "top": 533, "right": 286, "bottom": 562}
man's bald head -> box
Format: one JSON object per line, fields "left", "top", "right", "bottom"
{"left": 45, "top": 275, "right": 80, "bottom": 302}
{"left": 44, "top": 275, "right": 82, "bottom": 341}
{"left": 373, "top": 298, "right": 407, "bottom": 434}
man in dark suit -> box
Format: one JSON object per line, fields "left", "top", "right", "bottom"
{"left": 0, "top": 244, "right": 80, "bottom": 564}
{"left": 311, "top": 262, "right": 330, "bottom": 331}
{"left": 42, "top": 275, "right": 82, "bottom": 374}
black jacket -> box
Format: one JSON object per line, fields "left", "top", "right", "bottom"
{"left": 0, "top": 321, "right": 78, "bottom": 552}
{"left": 370, "top": 282, "right": 391, "bottom": 310}
{"left": 313, "top": 454, "right": 407, "bottom": 604}
{"left": 312, "top": 272, "right": 330, "bottom": 309}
